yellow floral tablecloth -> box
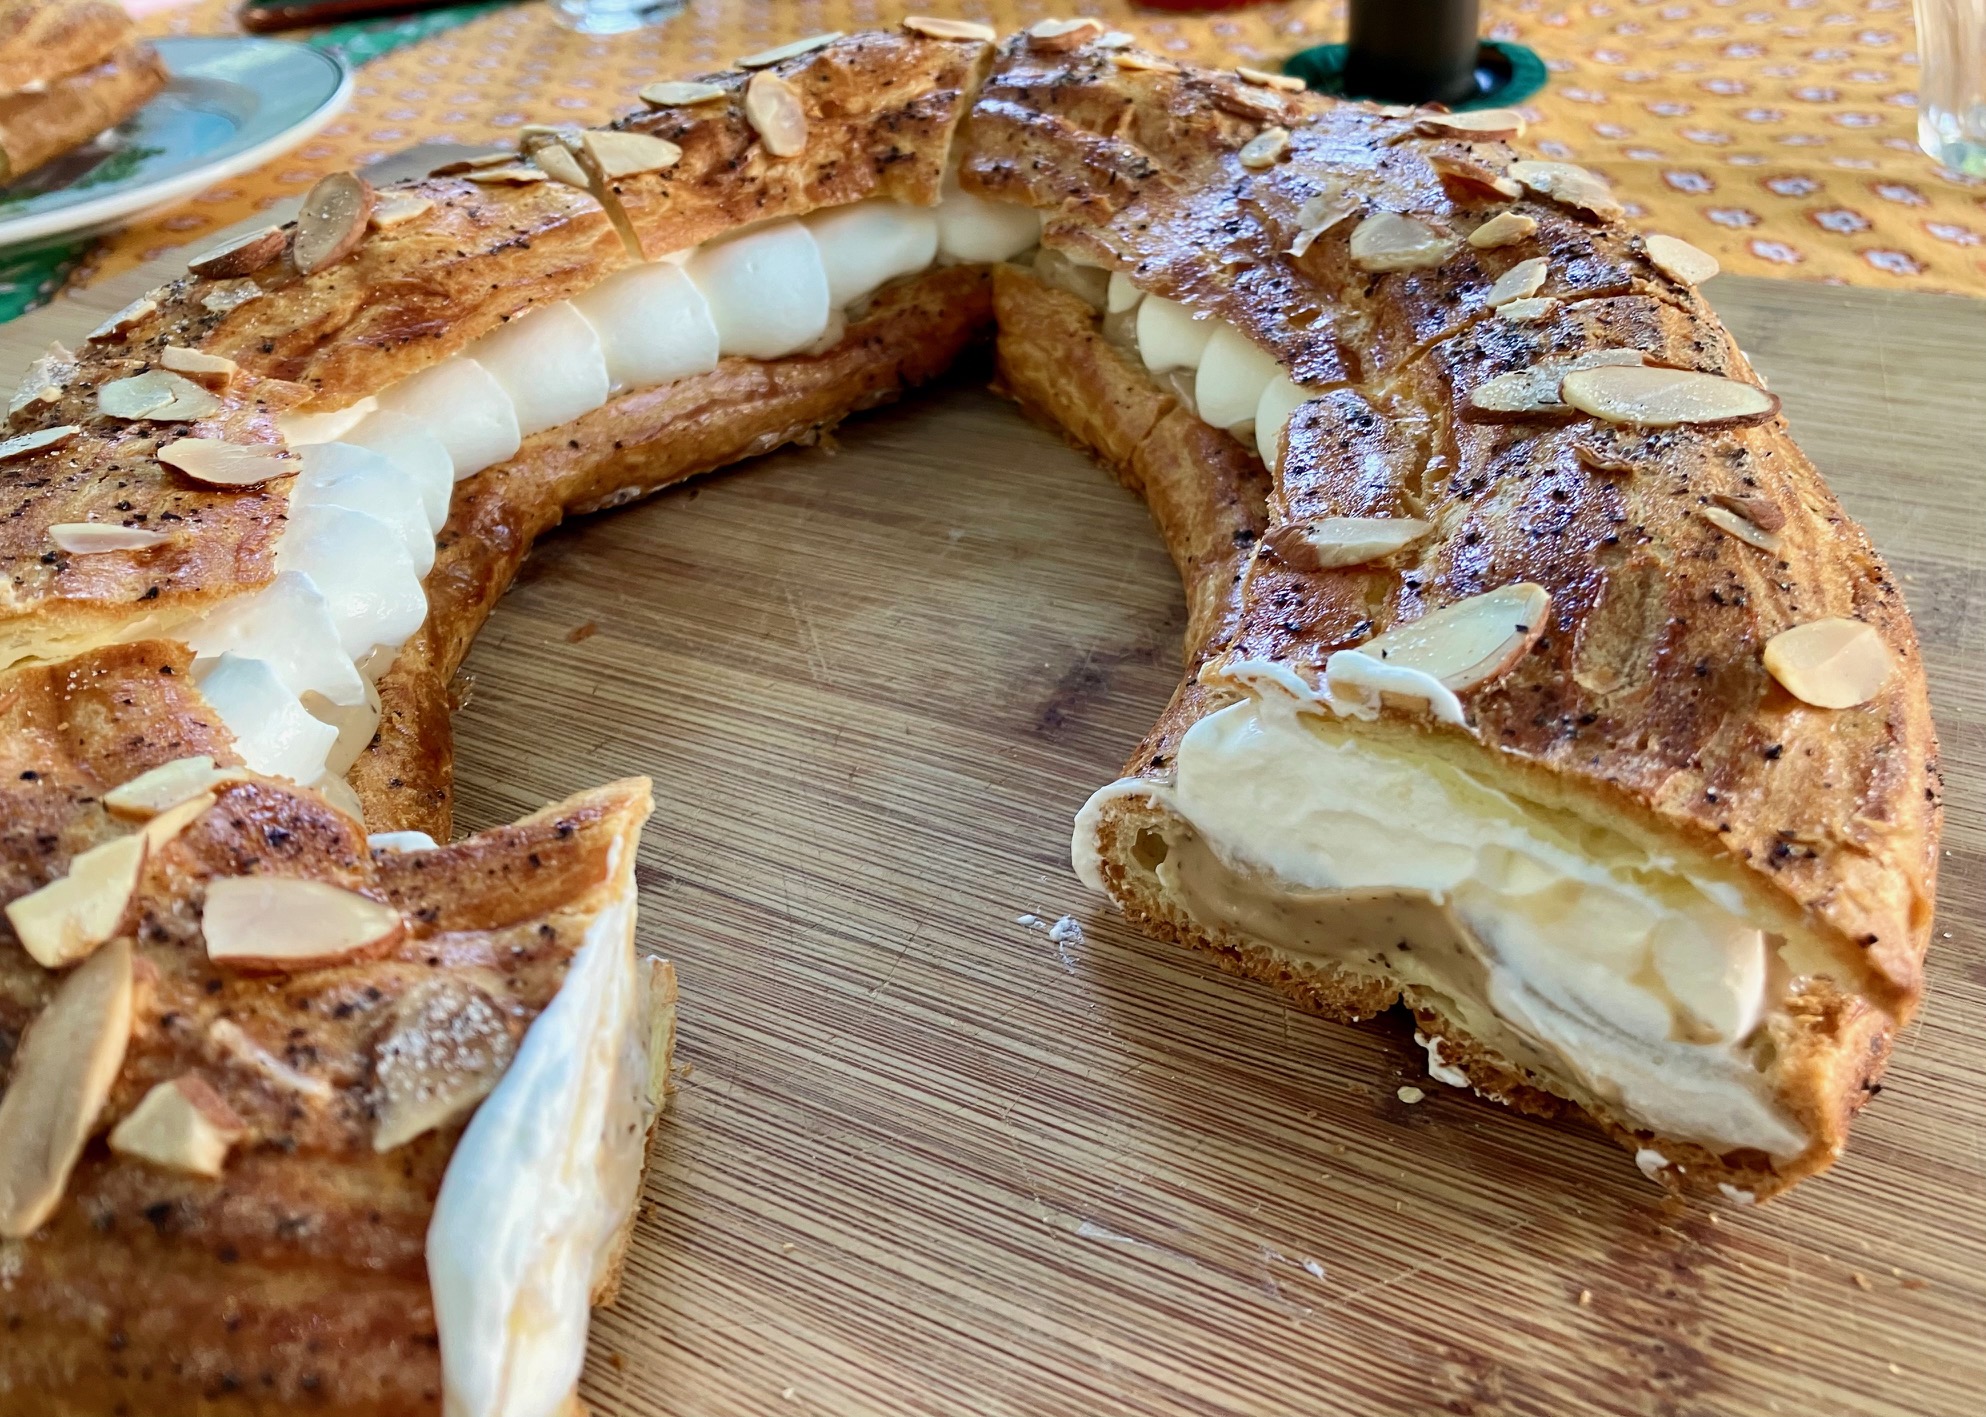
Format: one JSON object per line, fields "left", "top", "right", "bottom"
{"left": 99, "top": 0, "right": 1986, "bottom": 295}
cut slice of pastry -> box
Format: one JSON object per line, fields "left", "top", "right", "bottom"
{"left": 970, "top": 37, "right": 1936, "bottom": 1201}
{"left": 0, "top": 1, "right": 166, "bottom": 183}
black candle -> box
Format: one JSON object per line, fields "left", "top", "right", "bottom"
{"left": 1342, "top": 0, "right": 1483, "bottom": 107}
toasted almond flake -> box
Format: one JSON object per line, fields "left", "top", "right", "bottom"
{"left": 159, "top": 345, "right": 238, "bottom": 388}
{"left": 1468, "top": 210, "right": 1538, "bottom": 248}
{"left": 4, "top": 834, "right": 145, "bottom": 970}
{"left": 737, "top": 31, "right": 842, "bottom": 67}
{"left": 581, "top": 128, "right": 684, "bottom": 179}
{"left": 293, "top": 172, "right": 376, "bottom": 276}
{"left": 639, "top": 79, "right": 729, "bottom": 106}
{"left": 1238, "top": 66, "right": 1306, "bottom": 92}
{"left": 1574, "top": 437, "right": 1638, "bottom": 474}
{"left": 140, "top": 792, "right": 216, "bottom": 853}
{"left": 1466, "top": 348, "right": 1648, "bottom": 420}
{"left": 1700, "top": 504, "right": 1781, "bottom": 552}
{"left": 0, "top": 939, "right": 134, "bottom": 1237}
{"left": 1028, "top": 17, "right": 1105, "bottom": 51}
{"left": 157, "top": 438, "right": 295, "bottom": 488}
{"left": 1509, "top": 159, "right": 1623, "bottom": 219}
{"left": 1349, "top": 211, "right": 1459, "bottom": 272}
{"left": 1112, "top": 51, "right": 1179, "bottom": 73}
{"left": 1763, "top": 618, "right": 1892, "bottom": 709}
{"left": 204, "top": 876, "right": 404, "bottom": 972}
{"left": 187, "top": 226, "right": 286, "bottom": 279}
{"left": 1239, "top": 126, "right": 1290, "bottom": 170}
{"left": 1213, "top": 84, "right": 1290, "bottom": 124}
{"left": 1561, "top": 363, "right": 1778, "bottom": 428}
{"left": 0, "top": 423, "right": 78, "bottom": 461}
{"left": 10, "top": 342, "right": 75, "bottom": 414}
{"left": 744, "top": 70, "right": 809, "bottom": 157}
{"left": 1645, "top": 232, "right": 1720, "bottom": 285}
{"left": 428, "top": 151, "right": 515, "bottom": 176}
{"left": 86, "top": 296, "right": 157, "bottom": 343}
{"left": 1486, "top": 256, "right": 1548, "bottom": 307}
{"left": 531, "top": 142, "right": 590, "bottom": 189}
{"left": 1266, "top": 516, "right": 1434, "bottom": 570}
{"left": 1416, "top": 108, "right": 1527, "bottom": 140}
{"left": 465, "top": 164, "right": 546, "bottom": 185}
{"left": 371, "top": 974, "right": 518, "bottom": 1152}
{"left": 1357, "top": 583, "right": 1552, "bottom": 692}
{"left": 97, "top": 369, "right": 221, "bottom": 422}
{"left": 108, "top": 1074, "right": 245, "bottom": 1178}
{"left": 1288, "top": 194, "right": 1357, "bottom": 257}
{"left": 105, "top": 756, "right": 249, "bottom": 820}
{"left": 370, "top": 192, "right": 434, "bottom": 229}
{"left": 201, "top": 280, "right": 263, "bottom": 315}
{"left": 1094, "top": 30, "right": 1134, "bottom": 48}
{"left": 48, "top": 523, "right": 169, "bottom": 554}
{"left": 1430, "top": 153, "right": 1522, "bottom": 201}
{"left": 209, "top": 1018, "right": 333, "bottom": 1100}
{"left": 1712, "top": 490, "right": 1785, "bottom": 532}
{"left": 903, "top": 16, "right": 996, "bottom": 42}
{"left": 1496, "top": 296, "right": 1558, "bottom": 323}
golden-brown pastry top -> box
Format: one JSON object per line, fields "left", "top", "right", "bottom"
{"left": 969, "top": 34, "right": 1936, "bottom": 1010}
{"left": 0, "top": 40, "right": 166, "bottom": 182}
{"left": 0, "top": 0, "right": 131, "bottom": 92}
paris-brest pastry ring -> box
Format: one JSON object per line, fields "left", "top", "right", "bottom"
{"left": 0, "top": 18, "right": 1940, "bottom": 1416}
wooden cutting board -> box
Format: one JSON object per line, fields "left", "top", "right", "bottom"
{"left": 4, "top": 265, "right": 1981, "bottom": 1417}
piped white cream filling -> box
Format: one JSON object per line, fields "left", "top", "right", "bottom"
{"left": 1074, "top": 678, "right": 1807, "bottom": 1158}
{"left": 173, "top": 187, "right": 1044, "bottom": 810}
{"left": 427, "top": 840, "right": 657, "bottom": 1417}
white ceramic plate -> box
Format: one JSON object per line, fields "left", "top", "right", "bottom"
{"left": 0, "top": 35, "right": 352, "bottom": 250}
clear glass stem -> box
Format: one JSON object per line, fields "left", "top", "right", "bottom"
{"left": 549, "top": 0, "right": 687, "bottom": 36}
{"left": 1915, "top": 0, "right": 1986, "bottom": 174}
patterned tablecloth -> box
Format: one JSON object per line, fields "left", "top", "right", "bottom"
{"left": 76, "top": 0, "right": 1986, "bottom": 298}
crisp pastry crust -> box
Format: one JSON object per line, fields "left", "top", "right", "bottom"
{"left": 0, "top": 0, "right": 133, "bottom": 92}
{"left": 0, "top": 39, "right": 165, "bottom": 182}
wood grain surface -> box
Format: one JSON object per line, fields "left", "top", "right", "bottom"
{"left": 5, "top": 271, "right": 1981, "bottom": 1417}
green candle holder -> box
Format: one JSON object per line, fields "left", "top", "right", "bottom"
{"left": 1282, "top": 40, "right": 1548, "bottom": 110}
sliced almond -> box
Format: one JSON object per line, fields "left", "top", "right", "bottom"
{"left": 49, "top": 523, "right": 169, "bottom": 555}
{"left": 531, "top": 142, "right": 590, "bottom": 189}
{"left": 86, "top": 296, "right": 158, "bottom": 344}
{"left": 208, "top": 1018, "right": 333, "bottom": 1100}
{"left": 1239, "top": 66, "right": 1307, "bottom": 92}
{"left": 1239, "top": 126, "right": 1290, "bottom": 170}
{"left": 203, "top": 875, "right": 404, "bottom": 972}
{"left": 1416, "top": 108, "right": 1527, "bottom": 141}
{"left": 1574, "top": 436, "right": 1639, "bottom": 474}
{"left": 1028, "top": 17, "right": 1105, "bottom": 51}
{"left": 1509, "top": 159, "right": 1623, "bottom": 220}
{"left": 1486, "top": 256, "right": 1548, "bottom": 307}
{"left": 738, "top": 31, "right": 842, "bottom": 67}
{"left": 1763, "top": 618, "right": 1892, "bottom": 709}
{"left": 1560, "top": 364, "right": 1779, "bottom": 428}
{"left": 1349, "top": 212, "right": 1458, "bottom": 272}
{"left": 1645, "top": 232, "right": 1720, "bottom": 285}
{"left": 140, "top": 792, "right": 216, "bottom": 852}
{"left": 580, "top": 129, "right": 684, "bottom": 180}
{"left": 371, "top": 974, "right": 518, "bottom": 1152}
{"left": 903, "top": 16, "right": 996, "bottom": 42}
{"left": 97, "top": 370, "right": 221, "bottom": 422}
{"left": 1700, "top": 504, "right": 1781, "bottom": 552}
{"left": 0, "top": 423, "right": 79, "bottom": 461}
{"left": 464, "top": 165, "right": 547, "bottom": 185}
{"left": 744, "top": 71, "right": 809, "bottom": 157}
{"left": 5, "top": 833, "right": 145, "bottom": 970}
{"left": 1712, "top": 490, "right": 1785, "bottom": 533}
{"left": 188, "top": 226, "right": 286, "bottom": 280}
{"left": 0, "top": 938, "right": 135, "bottom": 1238}
{"left": 1466, "top": 348, "right": 1648, "bottom": 420}
{"left": 105, "top": 756, "right": 248, "bottom": 821}
{"left": 1266, "top": 516, "right": 1434, "bottom": 570}
{"left": 10, "top": 342, "right": 76, "bottom": 414}
{"left": 292, "top": 172, "right": 376, "bottom": 276}
{"left": 157, "top": 438, "right": 296, "bottom": 488}
{"left": 1357, "top": 583, "right": 1551, "bottom": 691}
{"left": 370, "top": 192, "right": 434, "bottom": 229}
{"left": 1094, "top": 31, "right": 1134, "bottom": 49}
{"left": 1495, "top": 296, "right": 1558, "bottom": 323}
{"left": 428, "top": 151, "right": 516, "bottom": 176}
{"left": 639, "top": 79, "right": 729, "bottom": 107}
{"left": 201, "top": 280, "right": 264, "bottom": 315}
{"left": 1112, "top": 51, "right": 1180, "bottom": 74}
{"left": 107, "top": 1074, "right": 245, "bottom": 1178}
{"left": 1468, "top": 210, "right": 1538, "bottom": 249}
{"left": 160, "top": 346, "right": 238, "bottom": 388}
{"left": 1430, "top": 154, "right": 1522, "bottom": 202}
